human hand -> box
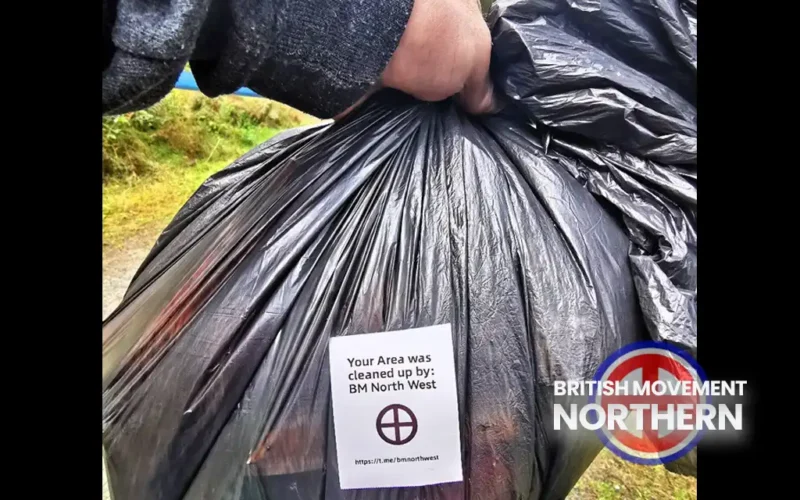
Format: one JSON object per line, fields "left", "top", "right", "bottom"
{"left": 336, "top": 0, "right": 496, "bottom": 119}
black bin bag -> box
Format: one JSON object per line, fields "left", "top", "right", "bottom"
{"left": 102, "top": 1, "right": 697, "bottom": 499}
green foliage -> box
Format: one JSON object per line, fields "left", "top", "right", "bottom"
{"left": 592, "top": 481, "right": 623, "bottom": 500}
{"left": 102, "top": 90, "right": 316, "bottom": 182}
{"left": 102, "top": 89, "right": 318, "bottom": 248}
{"left": 130, "top": 109, "right": 163, "bottom": 131}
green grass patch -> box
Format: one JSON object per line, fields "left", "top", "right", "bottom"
{"left": 103, "top": 90, "right": 317, "bottom": 249}
{"left": 103, "top": 90, "right": 315, "bottom": 180}
{"left": 104, "top": 157, "right": 230, "bottom": 249}
{"left": 568, "top": 450, "right": 696, "bottom": 500}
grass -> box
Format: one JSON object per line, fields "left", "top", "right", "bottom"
{"left": 102, "top": 89, "right": 317, "bottom": 249}
{"left": 104, "top": 157, "right": 238, "bottom": 248}
{"left": 569, "top": 450, "right": 696, "bottom": 499}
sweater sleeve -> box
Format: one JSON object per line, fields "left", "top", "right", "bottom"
{"left": 102, "top": 0, "right": 414, "bottom": 118}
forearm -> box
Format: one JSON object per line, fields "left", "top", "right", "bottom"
{"left": 102, "top": 0, "right": 414, "bottom": 118}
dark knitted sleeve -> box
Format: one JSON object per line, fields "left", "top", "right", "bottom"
{"left": 102, "top": 0, "right": 414, "bottom": 118}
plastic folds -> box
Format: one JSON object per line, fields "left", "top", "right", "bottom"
{"left": 102, "top": 1, "right": 697, "bottom": 499}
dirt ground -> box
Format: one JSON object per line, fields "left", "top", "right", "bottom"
{"left": 103, "top": 231, "right": 159, "bottom": 320}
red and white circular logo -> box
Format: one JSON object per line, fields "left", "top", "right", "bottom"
{"left": 590, "top": 341, "right": 708, "bottom": 465}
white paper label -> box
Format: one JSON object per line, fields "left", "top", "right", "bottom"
{"left": 328, "top": 323, "right": 463, "bottom": 490}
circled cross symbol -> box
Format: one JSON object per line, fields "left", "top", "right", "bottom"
{"left": 590, "top": 341, "right": 709, "bottom": 466}
{"left": 376, "top": 404, "right": 418, "bottom": 445}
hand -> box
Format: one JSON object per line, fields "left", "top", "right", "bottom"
{"left": 335, "top": 0, "right": 496, "bottom": 120}
{"left": 384, "top": 0, "right": 495, "bottom": 114}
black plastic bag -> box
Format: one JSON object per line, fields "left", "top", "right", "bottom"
{"left": 490, "top": 0, "right": 697, "bottom": 354}
{"left": 102, "top": 1, "right": 697, "bottom": 499}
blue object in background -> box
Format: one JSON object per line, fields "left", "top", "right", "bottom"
{"left": 175, "top": 71, "right": 262, "bottom": 98}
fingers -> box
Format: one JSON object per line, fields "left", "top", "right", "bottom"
{"left": 458, "top": 71, "right": 496, "bottom": 115}
{"left": 370, "top": 0, "right": 499, "bottom": 117}
{"left": 457, "top": 13, "right": 497, "bottom": 115}
{"left": 347, "top": 47, "right": 497, "bottom": 120}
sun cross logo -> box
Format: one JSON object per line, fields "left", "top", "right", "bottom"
{"left": 376, "top": 404, "right": 418, "bottom": 445}
{"left": 553, "top": 341, "right": 748, "bottom": 465}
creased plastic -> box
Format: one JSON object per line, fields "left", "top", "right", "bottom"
{"left": 102, "top": 1, "right": 697, "bottom": 498}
